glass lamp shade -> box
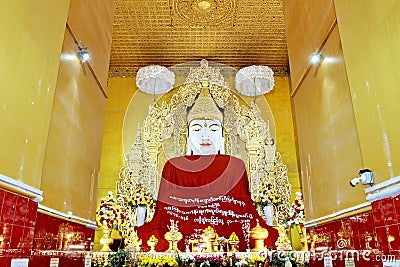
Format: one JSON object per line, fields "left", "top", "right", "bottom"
{"left": 136, "top": 65, "right": 175, "bottom": 94}
{"left": 235, "top": 65, "right": 274, "bottom": 96}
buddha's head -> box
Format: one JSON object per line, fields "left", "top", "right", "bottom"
{"left": 186, "top": 83, "right": 225, "bottom": 155}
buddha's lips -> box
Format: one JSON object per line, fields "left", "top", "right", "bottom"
{"left": 200, "top": 143, "right": 212, "bottom": 147}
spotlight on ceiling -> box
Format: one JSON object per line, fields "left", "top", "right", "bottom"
{"left": 77, "top": 46, "right": 90, "bottom": 63}
{"left": 310, "top": 52, "right": 323, "bottom": 64}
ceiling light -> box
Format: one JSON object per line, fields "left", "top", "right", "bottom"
{"left": 235, "top": 65, "right": 275, "bottom": 101}
{"left": 77, "top": 47, "right": 90, "bottom": 63}
{"left": 136, "top": 65, "right": 175, "bottom": 99}
{"left": 198, "top": 1, "right": 211, "bottom": 10}
{"left": 310, "top": 53, "right": 323, "bottom": 64}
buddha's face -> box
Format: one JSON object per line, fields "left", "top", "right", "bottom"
{"left": 187, "top": 119, "right": 224, "bottom": 155}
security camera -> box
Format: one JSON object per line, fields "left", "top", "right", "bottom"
{"left": 349, "top": 169, "right": 373, "bottom": 187}
{"left": 349, "top": 177, "right": 362, "bottom": 187}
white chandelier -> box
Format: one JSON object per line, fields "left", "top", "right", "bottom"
{"left": 235, "top": 65, "right": 275, "bottom": 97}
{"left": 136, "top": 65, "right": 175, "bottom": 95}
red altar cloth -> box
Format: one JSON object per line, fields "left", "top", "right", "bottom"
{"left": 136, "top": 154, "right": 278, "bottom": 251}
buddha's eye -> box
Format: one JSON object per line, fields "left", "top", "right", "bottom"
{"left": 209, "top": 124, "right": 221, "bottom": 132}
{"left": 190, "top": 124, "right": 202, "bottom": 132}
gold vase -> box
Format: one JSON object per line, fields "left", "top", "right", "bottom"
{"left": 249, "top": 219, "right": 269, "bottom": 252}
{"left": 100, "top": 227, "right": 113, "bottom": 252}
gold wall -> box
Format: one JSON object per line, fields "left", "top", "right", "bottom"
{"left": 41, "top": 0, "right": 116, "bottom": 219}
{"left": 98, "top": 78, "right": 137, "bottom": 201}
{"left": 283, "top": 0, "right": 336, "bottom": 93}
{"left": 0, "top": 1, "right": 70, "bottom": 188}
{"left": 96, "top": 77, "right": 137, "bottom": 250}
{"left": 68, "top": 0, "right": 115, "bottom": 91}
{"left": 0, "top": 0, "right": 115, "bottom": 221}
{"left": 283, "top": 0, "right": 365, "bottom": 220}
{"left": 265, "top": 77, "right": 300, "bottom": 194}
{"left": 284, "top": 0, "right": 400, "bottom": 221}
{"left": 293, "top": 25, "right": 365, "bottom": 219}
{"left": 335, "top": 0, "right": 400, "bottom": 182}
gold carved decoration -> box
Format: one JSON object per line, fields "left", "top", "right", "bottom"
{"left": 117, "top": 60, "right": 292, "bottom": 242}
{"left": 124, "top": 229, "right": 142, "bottom": 251}
{"left": 170, "top": 0, "right": 238, "bottom": 27}
{"left": 109, "top": 0, "right": 289, "bottom": 77}
{"left": 116, "top": 127, "right": 157, "bottom": 229}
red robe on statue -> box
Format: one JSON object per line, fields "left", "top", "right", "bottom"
{"left": 136, "top": 154, "right": 278, "bottom": 251}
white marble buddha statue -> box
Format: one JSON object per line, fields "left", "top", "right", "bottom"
{"left": 135, "top": 80, "right": 279, "bottom": 252}
{"left": 186, "top": 83, "right": 225, "bottom": 156}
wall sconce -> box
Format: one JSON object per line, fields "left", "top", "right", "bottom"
{"left": 349, "top": 169, "right": 374, "bottom": 187}
{"left": 310, "top": 52, "right": 323, "bottom": 64}
{"left": 77, "top": 46, "right": 90, "bottom": 63}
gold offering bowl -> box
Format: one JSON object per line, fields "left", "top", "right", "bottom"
{"left": 164, "top": 231, "right": 183, "bottom": 252}
{"left": 249, "top": 219, "right": 269, "bottom": 252}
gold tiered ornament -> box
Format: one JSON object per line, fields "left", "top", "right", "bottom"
{"left": 249, "top": 219, "right": 269, "bottom": 252}
{"left": 203, "top": 226, "right": 217, "bottom": 252}
{"left": 228, "top": 232, "right": 239, "bottom": 252}
{"left": 213, "top": 233, "right": 220, "bottom": 252}
{"left": 124, "top": 229, "right": 142, "bottom": 252}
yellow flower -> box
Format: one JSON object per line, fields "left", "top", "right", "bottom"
{"left": 249, "top": 253, "right": 265, "bottom": 263}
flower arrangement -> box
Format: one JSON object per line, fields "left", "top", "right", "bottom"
{"left": 285, "top": 192, "right": 305, "bottom": 226}
{"left": 92, "top": 252, "right": 110, "bottom": 267}
{"left": 268, "top": 252, "right": 308, "bottom": 267}
{"left": 191, "top": 254, "right": 240, "bottom": 267}
{"left": 138, "top": 254, "right": 177, "bottom": 267}
{"left": 175, "top": 253, "right": 309, "bottom": 267}
{"left": 129, "top": 184, "right": 155, "bottom": 208}
{"left": 96, "top": 191, "right": 121, "bottom": 229}
{"left": 108, "top": 248, "right": 128, "bottom": 267}
{"left": 93, "top": 250, "right": 309, "bottom": 267}
{"left": 254, "top": 181, "right": 282, "bottom": 207}
{"left": 117, "top": 210, "right": 129, "bottom": 229}
{"left": 247, "top": 253, "right": 266, "bottom": 266}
